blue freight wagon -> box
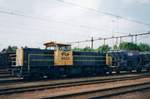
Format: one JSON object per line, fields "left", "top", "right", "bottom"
{"left": 139, "top": 52, "right": 150, "bottom": 71}
{"left": 107, "top": 50, "right": 142, "bottom": 73}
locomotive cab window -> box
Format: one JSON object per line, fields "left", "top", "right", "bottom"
{"left": 44, "top": 41, "right": 71, "bottom": 51}
{"left": 58, "top": 45, "right": 71, "bottom": 51}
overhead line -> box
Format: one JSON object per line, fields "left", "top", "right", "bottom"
{"left": 0, "top": 8, "right": 112, "bottom": 32}
{"left": 69, "top": 32, "right": 150, "bottom": 44}
{"left": 56, "top": 0, "right": 150, "bottom": 27}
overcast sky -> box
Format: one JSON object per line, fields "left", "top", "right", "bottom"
{"left": 0, "top": 0, "right": 150, "bottom": 50}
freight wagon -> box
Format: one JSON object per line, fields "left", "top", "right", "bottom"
{"left": 107, "top": 51, "right": 150, "bottom": 73}
{"left": 139, "top": 52, "right": 150, "bottom": 71}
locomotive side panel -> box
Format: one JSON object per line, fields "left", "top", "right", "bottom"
{"left": 72, "top": 51, "right": 110, "bottom": 75}
{"left": 73, "top": 51, "right": 106, "bottom": 66}
{"left": 13, "top": 48, "right": 54, "bottom": 78}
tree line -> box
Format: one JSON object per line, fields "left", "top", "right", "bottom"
{"left": 72, "top": 42, "right": 150, "bottom": 52}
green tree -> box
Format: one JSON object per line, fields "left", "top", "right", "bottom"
{"left": 72, "top": 47, "right": 95, "bottom": 52}
{"left": 138, "top": 43, "right": 150, "bottom": 52}
{"left": 113, "top": 44, "right": 119, "bottom": 50}
{"left": 119, "top": 42, "right": 139, "bottom": 51}
{"left": 83, "top": 46, "right": 95, "bottom": 52}
{"left": 97, "top": 45, "right": 111, "bottom": 52}
{"left": 72, "top": 47, "right": 84, "bottom": 51}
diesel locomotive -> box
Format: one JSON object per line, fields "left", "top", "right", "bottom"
{"left": 12, "top": 42, "right": 109, "bottom": 79}
{"left": 11, "top": 41, "right": 150, "bottom": 79}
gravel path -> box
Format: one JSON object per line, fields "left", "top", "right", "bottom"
{"left": 104, "top": 89, "right": 150, "bottom": 99}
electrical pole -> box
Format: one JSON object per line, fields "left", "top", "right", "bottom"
{"left": 135, "top": 35, "right": 137, "bottom": 44}
{"left": 131, "top": 35, "right": 134, "bottom": 43}
{"left": 104, "top": 38, "right": 106, "bottom": 45}
{"left": 115, "top": 37, "right": 118, "bottom": 46}
{"left": 119, "top": 37, "right": 122, "bottom": 44}
{"left": 78, "top": 41, "right": 79, "bottom": 49}
{"left": 91, "top": 37, "right": 94, "bottom": 49}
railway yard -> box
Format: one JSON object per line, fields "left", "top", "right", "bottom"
{"left": 0, "top": 69, "right": 149, "bottom": 99}
{"left": 0, "top": 0, "right": 150, "bottom": 98}
{"left": 0, "top": 42, "right": 150, "bottom": 99}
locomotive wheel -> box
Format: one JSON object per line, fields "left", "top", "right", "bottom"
{"left": 137, "top": 69, "right": 141, "bottom": 72}
{"left": 108, "top": 71, "right": 112, "bottom": 75}
{"left": 101, "top": 70, "right": 105, "bottom": 75}
{"left": 146, "top": 68, "right": 150, "bottom": 72}
{"left": 23, "top": 75, "right": 32, "bottom": 80}
{"left": 116, "top": 70, "right": 120, "bottom": 74}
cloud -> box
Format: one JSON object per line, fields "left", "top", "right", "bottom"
{"left": 136, "top": 0, "right": 150, "bottom": 5}
{"left": 0, "top": 0, "right": 149, "bottom": 49}
{"left": 122, "top": 0, "right": 150, "bottom": 5}
{"left": 64, "top": 0, "right": 103, "bottom": 9}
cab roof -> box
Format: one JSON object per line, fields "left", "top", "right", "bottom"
{"left": 44, "top": 41, "right": 71, "bottom": 48}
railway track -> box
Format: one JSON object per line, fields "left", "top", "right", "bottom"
{"left": 0, "top": 74, "right": 12, "bottom": 78}
{"left": 46, "top": 81, "right": 150, "bottom": 99}
{"left": 0, "top": 68, "right": 12, "bottom": 77}
{"left": 0, "top": 77, "right": 20, "bottom": 84}
{"left": 0, "top": 68, "right": 19, "bottom": 83}
{"left": 0, "top": 71, "right": 148, "bottom": 84}
{"left": 0, "top": 73, "right": 149, "bottom": 95}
